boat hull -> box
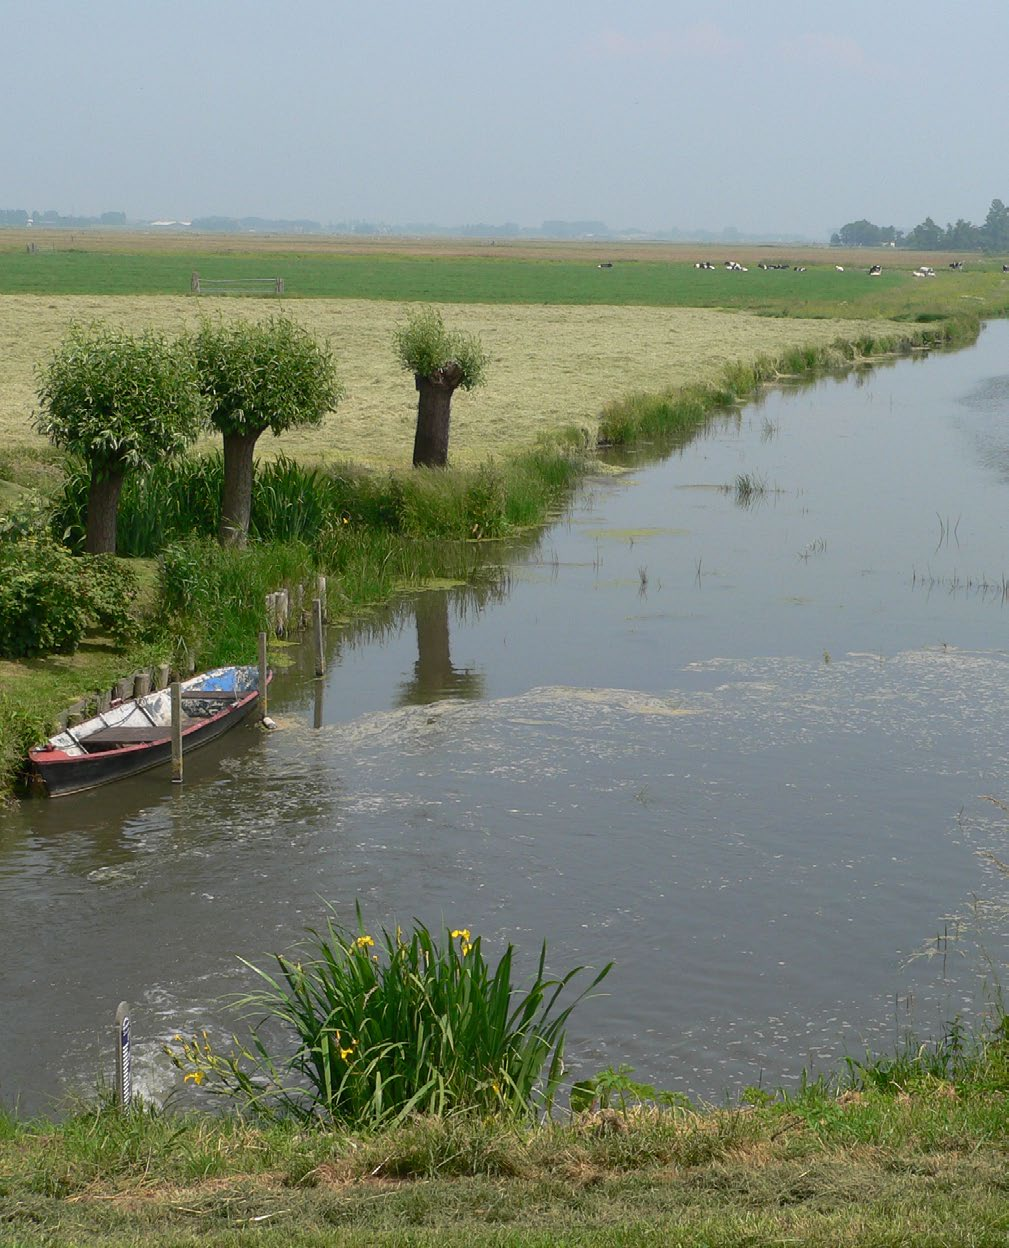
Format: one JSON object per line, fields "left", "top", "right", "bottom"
{"left": 29, "top": 675, "right": 267, "bottom": 798}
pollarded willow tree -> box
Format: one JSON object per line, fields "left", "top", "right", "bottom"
{"left": 35, "top": 323, "right": 206, "bottom": 554}
{"left": 193, "top": 315, "right": 343, "bottom": 546}
{"left": 393, "top": 306, "right": 489, "bottom": 468}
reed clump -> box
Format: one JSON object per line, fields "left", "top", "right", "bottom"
{"left": 51, "top": 444, "right": 588, "bottom": 558}
{"left": 165, "top": 907, "right": 610, "bottom": 1127}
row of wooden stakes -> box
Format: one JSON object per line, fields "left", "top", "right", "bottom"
{"left": 58, "top": 664, "right": 190, "bottom": 732}
{"left": 57, "top": 576, "right": 331, "bottom": 730}
{"left": 265, "top": 575, "right": 328, "bottom": 639}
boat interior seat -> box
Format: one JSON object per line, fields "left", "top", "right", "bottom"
{"left": 80, "top": 722, "right": 198, "bottom": 751}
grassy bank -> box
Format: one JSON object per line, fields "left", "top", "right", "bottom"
{"left": 5, "top": 1060, "right": 1009, "bottom": 1246}
{"left": 0, "top": 441, "right": 579, "bottom": 796}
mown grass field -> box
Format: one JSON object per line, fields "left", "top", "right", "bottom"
{"left": 0, "top": 294, "right": 925, "bottom": 471}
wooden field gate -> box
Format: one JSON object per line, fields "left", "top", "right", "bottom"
{"left": 191, "top": 272, "right": 285, "bottom": 295}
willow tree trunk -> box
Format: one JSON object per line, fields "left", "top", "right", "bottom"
{"left": 220, "top": 430, "right": 261, "bottom": 546}
{"left": 85, "top": 465, "right": 126, "bottom": 554}
{"left": 412, "top": 367, "right": 462, "bottom": 468}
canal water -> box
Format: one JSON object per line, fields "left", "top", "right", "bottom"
{"left": 4, "top": 320, "right": 1009, "bottom": 1114}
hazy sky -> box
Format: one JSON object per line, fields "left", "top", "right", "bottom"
{"left": 4, "top": 0, "right": 1008, "bottom": 238}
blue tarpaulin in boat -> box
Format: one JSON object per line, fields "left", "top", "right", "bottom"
{"left": 199, "top": 672, "right": 237, "bottom": 692}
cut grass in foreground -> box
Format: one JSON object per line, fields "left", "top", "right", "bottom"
{"left": 5, "top": 914, "right": 1009, "bottom": 1245}
{"left": 5, "top": 1071, "right": 1009, "bottom": 1246}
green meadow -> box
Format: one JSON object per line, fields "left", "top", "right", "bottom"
{"left": 2, "top": 243, "right": 1009, "bottom": 321}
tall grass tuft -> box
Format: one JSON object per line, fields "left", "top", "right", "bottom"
{"left": 158, "top": 535, "right": 320, "bottom": 667}
{"left": 53, "top": 450, "right": 588, "bottom": 557}
{"left": 167, "top": 907, "right": 610, "bottom": 1126}
{"left": 53, "top": 454, "right": 224, "bottom": 555}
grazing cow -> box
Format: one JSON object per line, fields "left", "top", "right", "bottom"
{"left": 1002, "top": 264, "right": 1009, "bottom": 273}
{"left": 835, "top": 265, "right": 844, "bottom": 272}
{"left": 949, "top": 261, "right": 964, "bottom": 271}
{"left": 868, "top": 264, "right": 882, "bottom": 276}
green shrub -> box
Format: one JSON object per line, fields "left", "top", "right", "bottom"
{"left": 167, "top": 907, "right": 610, "bottom": 1126}
{"left": 0, "top": 490, "right": 52, "bottom": 543}
{"left": 0, "top": 537, "right": 91, "bottom": 657}
{"left": 0, "top": 539, "right": 141, "bottom": 659}
{"left": 77, "top": 554, "right": 140, "bottom": 643}
{"left": 157, "top": 535, "right": 324, "bottom": 667}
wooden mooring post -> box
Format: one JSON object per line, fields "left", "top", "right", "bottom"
{"left": 171, "top": 682, "right": 183, "bottom": 784}
{"left": 312, "top": 598, "right": 325, "bottom": 678}
{"left": 258, "top": 631, "right": 269, "bottom": 720}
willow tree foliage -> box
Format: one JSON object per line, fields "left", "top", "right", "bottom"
{"left": 193, "top": 316, "right": 343, "bottom": 546}
{"left": 393, "top": 306, "right": 489, "bottom": 468}
{"left": 35, "top": 323, "right": 205, "bottom": 554}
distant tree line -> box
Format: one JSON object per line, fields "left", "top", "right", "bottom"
{"left": 0, "top": 208, "right": 127, "bottom": 227}
{"left": 189, "top": 216, "right": 324, "bottom": 234}
{"left": 832, "top": 199, "right": 1009, "bottom": 252}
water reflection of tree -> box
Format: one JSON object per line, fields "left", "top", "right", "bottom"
{"left": 396, "top": 587, "right": 497, "bottom": 706}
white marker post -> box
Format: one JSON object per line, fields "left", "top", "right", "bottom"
{"left": 114, "top": 1001, "right": 132, "bottom": 1113}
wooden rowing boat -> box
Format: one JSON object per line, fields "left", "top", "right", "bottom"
{"left": 29, "top": 665, "right": 271, "bottom": 798}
